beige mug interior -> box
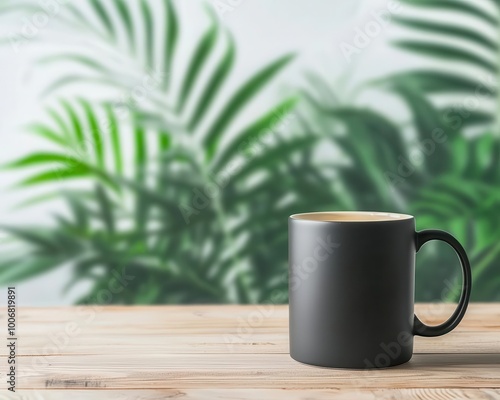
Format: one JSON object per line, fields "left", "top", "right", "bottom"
{"left": 290, "top": 211, "right": 413, "bottom": 222}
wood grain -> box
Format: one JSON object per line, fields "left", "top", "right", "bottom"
{"left": 3, "top": 389, "right": 500, "bottom": 400}
{"left": 1, "top": 304, "right": 499, "bottom": 399}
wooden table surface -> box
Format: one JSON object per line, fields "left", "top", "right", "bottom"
{"left": 2, "top": 303, "right": 500, "bottom": 399}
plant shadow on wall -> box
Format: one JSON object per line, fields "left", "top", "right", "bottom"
{"left": 0, "top": 0, "right": 336, "bottom": 304}
{"left": 1, "top": 0, "right": 500, "bottom": 303}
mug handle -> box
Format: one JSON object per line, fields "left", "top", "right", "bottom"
{"left": 413, "top": 229, "right": 472, "bottom": 337}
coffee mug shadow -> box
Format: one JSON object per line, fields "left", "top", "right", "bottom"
{"left": 403, "top": 352, "right": 500, "bottom": 368}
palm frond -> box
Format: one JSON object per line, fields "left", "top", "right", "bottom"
{"left": 390, "top": 0, "right": 499, "bottom": 133}
{"left": 5, "top": 100, "right": 171, "bottom": 200}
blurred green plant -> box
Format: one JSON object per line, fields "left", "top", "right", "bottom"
{"left": 298, "top": 0, "right": 500, "bottom": 301}
{"left": 1, "top": 0, "right": 500, "bottom": 303}
{"left": 302, "top": 74, "right": 463, "bottom": 300}
{"left": 390, "top": 0, "right": 496, "bottom": 131}
{"left": 388, "top": 0, "right": 500, "bottom": 300}
{"left": 0, "top": 0, "right": 339, "bottom": 303}
{"left": 0, "top": 100, "right": 333, "bottom": 303}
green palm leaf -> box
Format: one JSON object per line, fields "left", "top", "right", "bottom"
{"left": 188, "top": 34, "right": 235, "bottom": 130}
{"left": 384, "top": 70, "right": 495, "bottom": 95}
{"left": 105, "top": 104, "right": 124, "bottom": 175}
{"left": 203, "top": 54, "right": 295, "bottom": 158}
{"left": 399, "top": 0, "right": 497, "bottom": 27}
{"left": 112, "top": 0, "right": 135, "bottom": 53}
{"left": 141, "top": 0, "right": 155, "bottom": 68}
{"left": 19, "top": 164, "right": 91, "bottom": 186}
{"left": 95, "top": 184, "right": 116, "bottom": 234}
{"left": 0, "top": 256, "right": 66, "bottom": 285}
{"left": 393, "top": 17, "right": 497, "bottom": 52}
{"left": 81, "top": 99, "right": 105, "bottom": 169}
{"left": 38, "top": 54, "right": 112, "bottom": 74}
{"left": 212, "top": 97, "right": 298, "bottom": 172}
{"left": 4, "top": 152, "right": 73, "bottom": 169}
{"left": 393, "top": 41, "right": 496, "bottom": 74}
{"left": 26, "top": 124, "right": 66, "bottom": 147}
{"left": 5, "top": 100, "right": 171, "bottom": 199}
{"left": 386, "top": 82, "right": 453, "bottom": 175}
{"left": 178, "top": 24, "right": 218, "bottom": 112}
{"left": 1, "top": 227, "right": 60, "bottom": 251}
{"left": 229, "top": 135, "right": 316, "bottom": 182}
{"left": 163, "top": 0, "right": 179, "bottom": 90}
{"left": 391, "top": 0, "right": 499, "bottom": 134}
{"left": 89, "top": 0, "right": 115, "bottom": 39}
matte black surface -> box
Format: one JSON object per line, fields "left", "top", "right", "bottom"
{"left": 413, "top": 229, "right": 472, "bottom": 337}
{"left": 288, "top": 213, "right": 472, "bottom": 369}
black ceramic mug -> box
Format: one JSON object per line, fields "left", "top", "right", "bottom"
{"left": 288, "top": 211, "right": 471, "bottom": 369}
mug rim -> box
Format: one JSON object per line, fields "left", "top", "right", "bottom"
{"left": 289, "top": 211, "right": 414, "bottom": 223}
